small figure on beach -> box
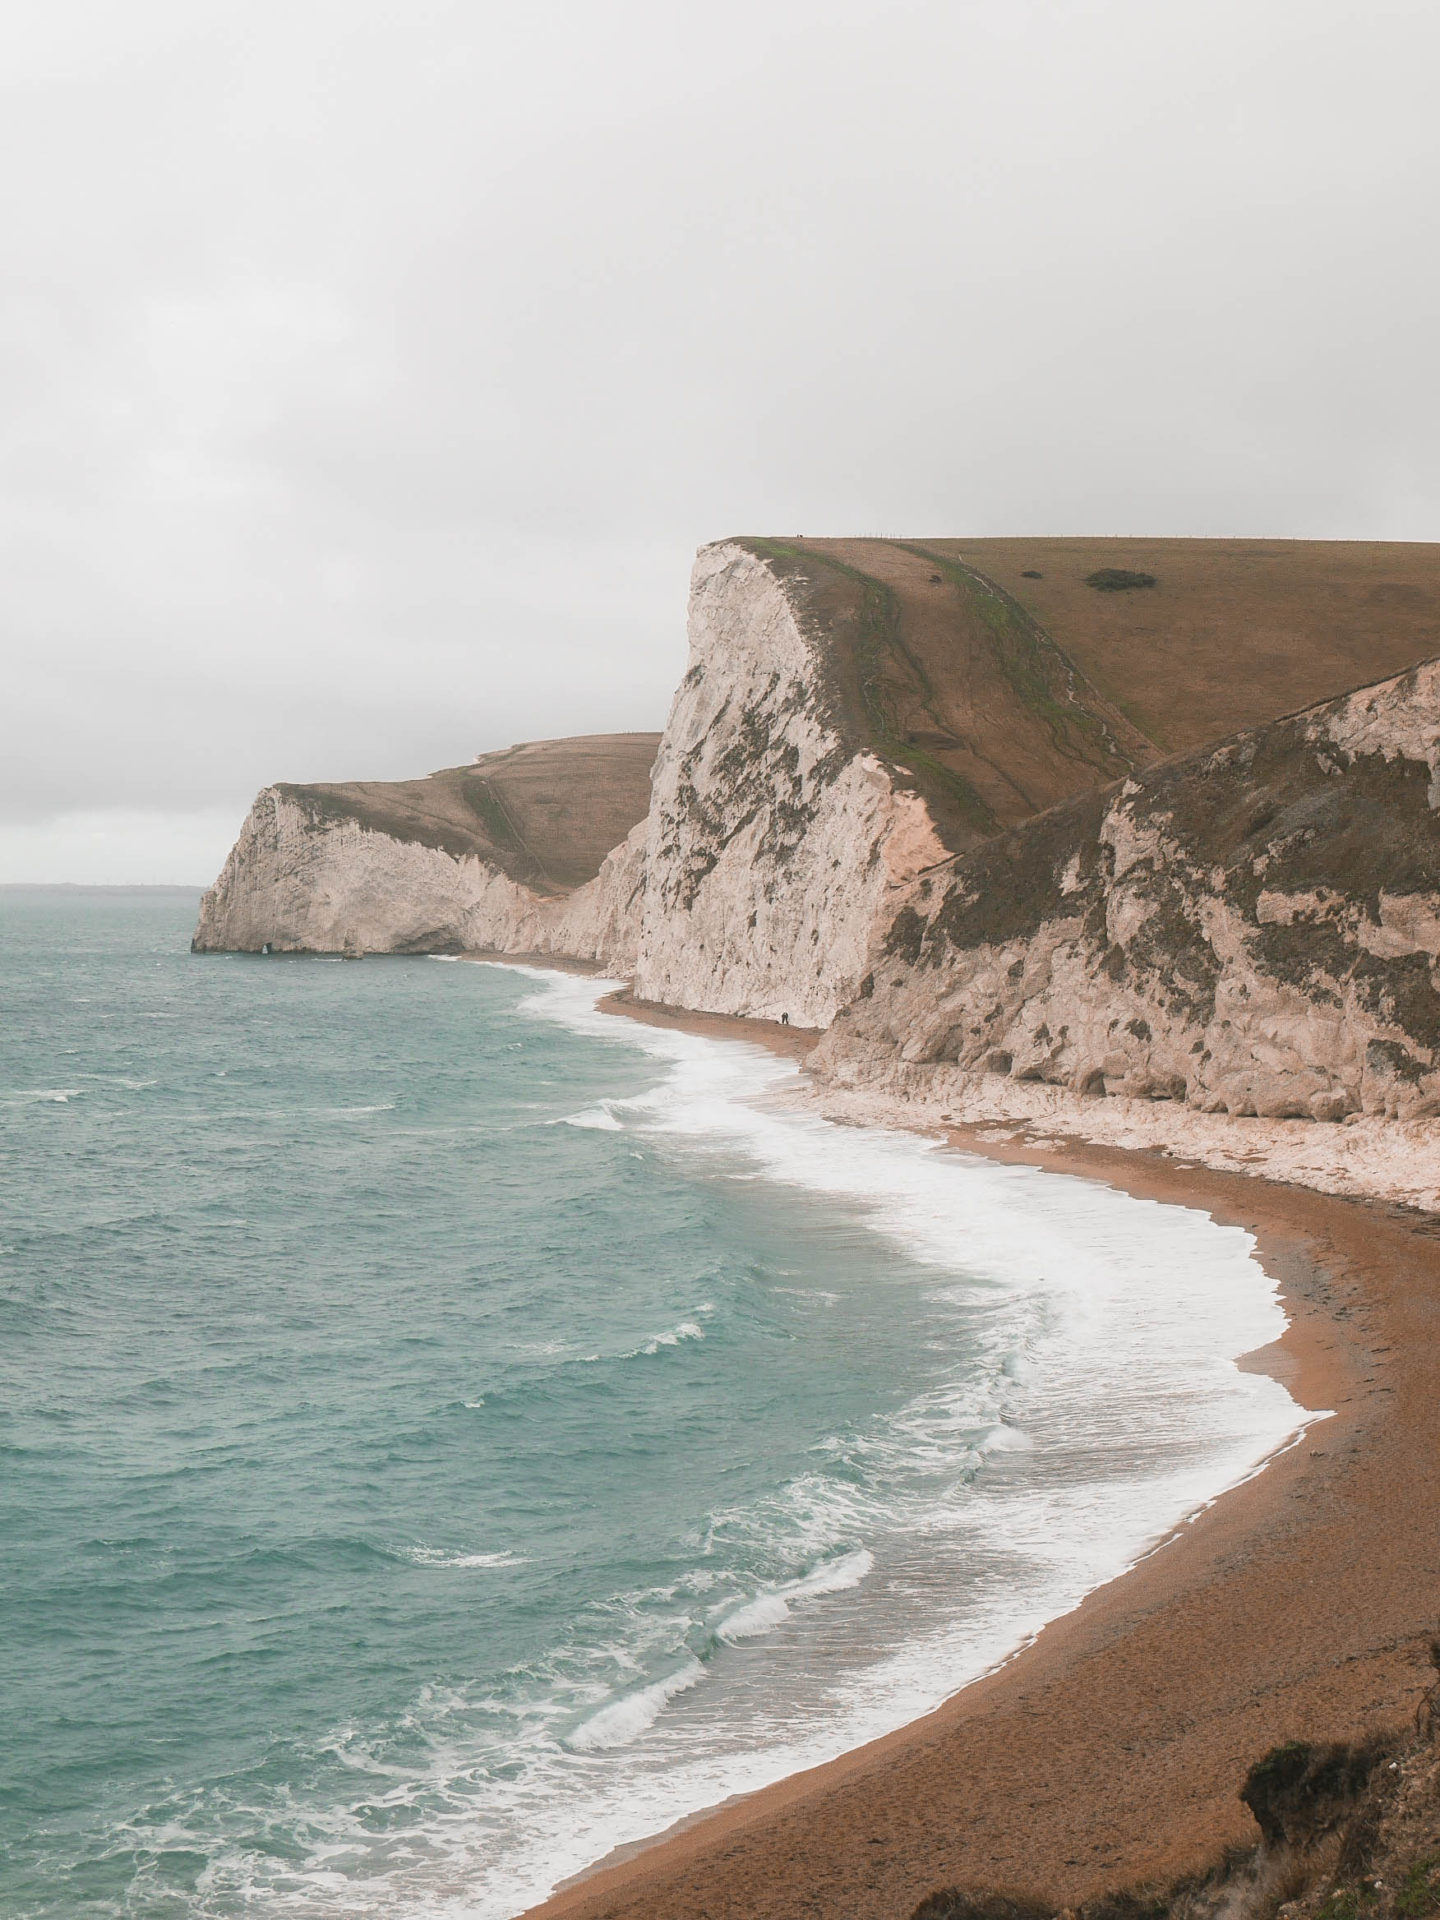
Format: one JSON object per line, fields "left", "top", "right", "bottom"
{"left": 780, "top": 1012, "right": 789, "bottom": 1026}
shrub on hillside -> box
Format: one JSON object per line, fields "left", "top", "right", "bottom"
{"left": 1085, "top": 568, "right": 1158, "bottom": 591}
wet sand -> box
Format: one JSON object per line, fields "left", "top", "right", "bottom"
{"left": 596, "top": 987, "right": 823, "bottom": 1062}
{"left": 519, "top": 998, "right": 1440, "bottom": 1920}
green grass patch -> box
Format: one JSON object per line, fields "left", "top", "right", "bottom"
{"left": 1396, "top": 1859, "right": 1440, "bottom": 1918}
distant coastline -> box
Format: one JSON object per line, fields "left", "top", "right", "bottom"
{"left": 0, "top": 882, "right": 205, "bottom": 894}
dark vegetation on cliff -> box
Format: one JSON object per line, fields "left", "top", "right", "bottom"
{"left": 833, "top": 657, "right": 1440, "bottom": 1116}
{"left": 275, "top": 732, "right": 659, "bottom": 893}
{"left": 912, "top": 1646, "right": 1440, "bottom": 1920}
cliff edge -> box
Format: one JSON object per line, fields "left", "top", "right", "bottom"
{"left": 196, "top": 534, "right": 1440, "bottom": 1142}
{"left": 192, "top": 733, "right": 658, "bottom": 959}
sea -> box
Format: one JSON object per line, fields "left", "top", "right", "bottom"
{"left": 0, "top": 887, "right": 1310, "bottom": 1919}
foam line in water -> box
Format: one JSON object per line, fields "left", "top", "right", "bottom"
{"left": 396, "top": 1547, "right": 527, "bottom": 1570}
{"left": 566, "top": 1659, "right": 706, "bottom": 1750}
{"left": 717, "top": 1547, "right": 875, "bottom": 1641}
{"left": 554, "top": 1102, "right": 625, "bottom": 1130}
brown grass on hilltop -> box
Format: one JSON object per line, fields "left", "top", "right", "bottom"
{"left": 746, "top": 536, "right": 1440, "bottom": 858}
{"left": 277, "top": 731, "right": 661, "bottom": 894}
{"left": 918, "top": 536, "right": 1440, "bottom": 757}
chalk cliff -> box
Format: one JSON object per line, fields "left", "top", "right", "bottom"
{"left": 623, "top": 542, "right": 950, "bottom": 1026}
{"left": 815, "top": 658, "right": 1440, "bottom": 1122}
{"left": 192, "top": 734, "right": 658, "bottom": 961}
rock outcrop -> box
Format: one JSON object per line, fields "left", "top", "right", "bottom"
{"left": 623, "top": 542, "right": 951, "bottom": 1026}
{"left": 192, "top": 734, "right": 658, "bottom": 959}
{"left": 815, "top": 659, "right": 1440, "bottom": 1122}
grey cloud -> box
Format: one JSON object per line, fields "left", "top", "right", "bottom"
{"left": 1, "top": 0, "right": 1436, "bottom": 843}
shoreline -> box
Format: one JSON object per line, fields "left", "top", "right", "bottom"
{"left": 510, "top": 986, "right": 1440, "bottom": 1920}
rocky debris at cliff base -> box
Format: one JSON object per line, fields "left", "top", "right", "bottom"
{"left": 792, "top": 1076, "right": 1440, "bottom": 1216}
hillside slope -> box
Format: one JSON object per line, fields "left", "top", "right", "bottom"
{"left": 816, "top": 653, "right": 1440, "bottom": 1122}
{"left": 927, "top": 536, "right": 1440, "bottom": 754}
{"left": 272, "top": 732, "right": 659, "bottom": 892}
{"left": 792, "top": 536, "right": 1440, "bottom": 765}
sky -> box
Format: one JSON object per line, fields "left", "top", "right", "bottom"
{"left": 3, "top": 0, "right": 1438, "bottom": 884}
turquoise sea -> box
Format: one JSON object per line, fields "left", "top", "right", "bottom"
{"left": 0, "top": 889, "right": 1306, "bottom": 1918}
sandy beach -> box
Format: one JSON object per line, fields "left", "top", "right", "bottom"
{"left": 511, "top": 994, "right": 1440, "bottom": 1920}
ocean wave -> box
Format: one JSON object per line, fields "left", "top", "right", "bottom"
{"left": 715, "top": 1547, "right": 874, "bottom": 1642}
{"left": 639, "top": 1319, "right": 705, "bottom": 1354}
{"left": 187, "top": 1100, "right": 397, "bottom": 1122}
{"left": 396, "top": 1547, "right": 527, "bottom": 1571}
{"left": 554, "top": 1103, "right": 624, "bottom": 1130}
{"left": 6, "top": 1087, "right": 84, "bottom": 1103}
{"left": 566, "top": 1658, "right": 705, "bottom": 1751}
{"left": 630, "top": 1305, "right": 713, "bottom": 1357}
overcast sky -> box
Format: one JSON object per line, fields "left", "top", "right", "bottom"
{"left": 3, "top": 0, "right": 1437, "bottom": 883}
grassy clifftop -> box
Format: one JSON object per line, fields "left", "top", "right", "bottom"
{"left": 739, "top": 536, "right": 1440, "bottom": 856}
{"left": 274, "top": 732, "right": 660, "bottom": 894}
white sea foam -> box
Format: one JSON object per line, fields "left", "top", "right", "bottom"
{"left": 555, "top": 1103, "right": 624, "bottom": 1130}
{"left": 634, "top": 1316, "right": 708, "bottom": 1356}
{"left": 397, "top": 1547, "right": 526, "bottom": 1570}
{"left": 566, "top": 1659, "right": 706, "bottom": 1750}
{"left": 717, "top": 1548, "right": 875, "bottom": 1640}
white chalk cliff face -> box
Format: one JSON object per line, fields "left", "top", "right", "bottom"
{"left": 626, "top": 543, "right": 947, "bottom": 1026}
{"left": 194, "top": 541, "right": 948, "bottom": 1025}
{"left": 193, "top": 791, "right": 646, "bottom": 965}
{"left": 816, "top": 661, "right": 1440, "bottom": 1123}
